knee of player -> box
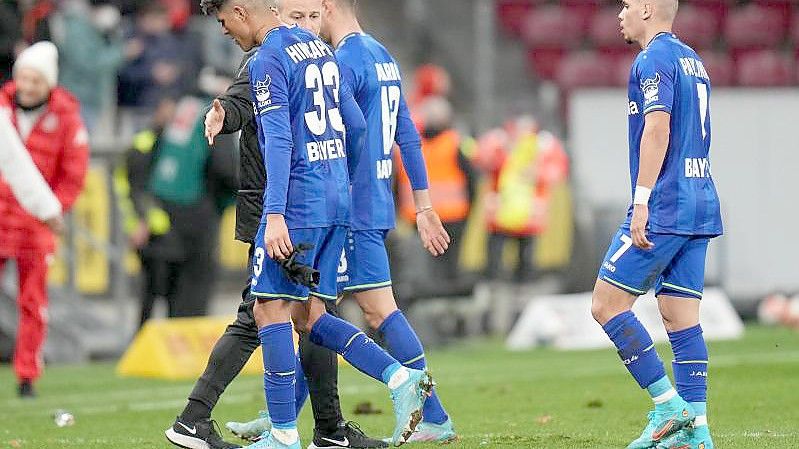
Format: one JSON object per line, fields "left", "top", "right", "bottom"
{"left": 590, "top": 296, "right": 620, "bottom": 326}
{"left": 357, "top": 301, "right": 392, "bottom": 329}
{"left": 363, "top": 311, "right": 386, "bottom": 330}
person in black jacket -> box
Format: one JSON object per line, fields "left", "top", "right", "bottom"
{"left": 164, "top": 4, "right": 386, "bottom": 448}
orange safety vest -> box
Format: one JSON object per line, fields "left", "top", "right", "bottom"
{"left": 397, "top": 129, "right": 470, "bottom": 224}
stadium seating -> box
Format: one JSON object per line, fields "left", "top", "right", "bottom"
{"left": 737, "top": 50, "right": 795, "bottom": 86}
{"left": 725, "top": 3, "right": 787, "bottom": 51}
{"left": 555, "top": 51, "right": 617, "bottom": 90}
{"left": 496, "top": 0, "right": 543, "bottom": 37}
{"left": 792, "top": 11, "right": 799, "bottom": 47}
{"left": 503, "top": 0, "right": 799, "bottom": 88}
{"left": 527, "top": 48, "right": 566, "bottom": 80}
{"left": 521, "top": 5, "right": 585, "bottom": 49}
{"left": 589, "top": 7, "right": 629, "bottom": 53}
{"left": 673, "top": 5, "right": 721, "bottom": 50}
{"left": 699, "top": 51, "right": 735, "bottom": 87}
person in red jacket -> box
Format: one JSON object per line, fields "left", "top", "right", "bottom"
{"left": 0, "top": 41, "right": 89, "bottom": 398}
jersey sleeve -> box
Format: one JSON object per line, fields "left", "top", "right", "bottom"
{"left": 637, "top": 52, "right": 675, "bottom": 115}
{"left": 339, "top": 79, "right": 366, "bottom": 179}
{"left": 249, "top": 49, "right": 292, "bottom": 216}
{"left": 395, "top": 93, "right": 429, "bottom": 190}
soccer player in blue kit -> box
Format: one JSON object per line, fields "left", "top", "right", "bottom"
{"left": 318, "top": 0, "right": 456, "bottom": 443}
{"left": 590, "top": 1, "right": 722, "bottom": 449}
{"left": 200, "top": 1, "right": 433, "bottom": 448}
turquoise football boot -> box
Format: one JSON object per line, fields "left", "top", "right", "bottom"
{"left": 227, "top": 410, "right": 272, "bottom": 442}
{"left": 627, "top": 397, "right": 696, "bottom": 449}
{"left": 404, "top": 418, "right": 458, "bottom": 443}
{"left": 656, "top": 426, "right": 714, "bottom": 449}
{"left": 241, "top": 431, "right": 299, "bottom": 449}
{"left": 389, "top": 369, "right": 434, "bottom": 446}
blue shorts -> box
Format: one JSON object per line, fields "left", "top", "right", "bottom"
{"left": 597, "top": 225, "right": 710, "bottom": 299}
{"left": 338, "top": 229, "right": 392, "bottom": 293}
{"left": 250, "top": 225, "right": 346, "bottom": 302}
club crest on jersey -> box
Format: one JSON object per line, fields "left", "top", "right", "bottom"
{"left": 640, "top": 73, "right": 660, "bottom": 105}
{"left": 254, "top": 76, "right": 272, "bottom": 103}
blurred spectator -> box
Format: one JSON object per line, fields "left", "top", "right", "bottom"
{"left": 0, "top": 42, "right": 89, "bottom": 397}
{"left": 53, "top": 0, "right": 124, "bottom": 132}
{"left": 1, "top": 0, "right": 56, "bottom": 81}
{"left": 116, "top": 1, "right": 200, "bottom": 131}
{"left": 0, "top": 1, "right": 22, "bottom": 81}
{"left": 409, "top": 63, "right": 451, "bottom": 127}
{"left": 475, "top": 116, "right": 568, "bottom": 282}
{"left": 19, "top": 0, "right": 56, "bottom": 44}
{"left": 119, "top": 93, "right": 236, "bottom": 328}
{"left": 397, "top": 96, "right": 476, "bottom": 281}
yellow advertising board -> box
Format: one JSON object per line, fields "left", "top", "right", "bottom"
{"left": 116, "top": 316, "right": 298, "bottom": 380}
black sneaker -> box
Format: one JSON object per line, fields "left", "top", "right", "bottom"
{"left": 308, "top": 422, "right": 388, "bottom": 448}
{"left": 165, "top": 417, "right": 241, "bottom": 449}
{"left": 18, "top": 380, "right": 35, "bottom": 399}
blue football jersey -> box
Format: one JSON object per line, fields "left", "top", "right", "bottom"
{"left": 626, "top": 32, "right": 723, "bottom": 236}
{"left": 249, "top": 26, "right": 350, "bottom": 229}
{"left": 335, "top": 33, "right": 428, "bottom": 231}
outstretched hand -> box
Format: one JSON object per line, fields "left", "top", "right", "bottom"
{"left": 204, "top": 99, "right": 225, "bottom": 145}
{"left": 416, "top": 209, "right": 451, "bottom": 257}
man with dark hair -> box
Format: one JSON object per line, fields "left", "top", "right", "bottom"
{"left": 163, "top": 1, "right": 390, "bottom": 449}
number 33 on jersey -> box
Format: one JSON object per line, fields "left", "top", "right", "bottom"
{"left": 249, "top": 25, "right": 351, "bottom": 230}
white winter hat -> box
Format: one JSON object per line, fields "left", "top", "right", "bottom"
{"left": 13, "top": 41, "right": 59, "bottom": 88}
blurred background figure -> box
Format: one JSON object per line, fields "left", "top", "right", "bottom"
{"left": 52, "top": 0, "right": 124, "bottom": 132}
{"left": 0, "top": 41, "right": 88, "bottom": 397}
{"left": 397, "top": 96, "right": 476, "bottom": 286}
{"left": 118, "top": 92, "right": 236, "bottom": 328}
{"left": 116, "top": 1, "right": 200, "bottom": 135}
{"left": 409, "top": 63, "right": 452, "bottom": 124}
{"left": 477, "top": 116, "right": 568, "bottom": 283}
{"left": 0, "top": 0, "right": 56, "bottom": 82}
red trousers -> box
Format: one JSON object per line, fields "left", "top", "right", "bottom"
{"left": 0, "top": 252, "right": 49, "bottom": 383}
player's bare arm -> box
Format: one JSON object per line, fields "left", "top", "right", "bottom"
{"left": 631, "top": 110, "right": 670, "bottom": 250}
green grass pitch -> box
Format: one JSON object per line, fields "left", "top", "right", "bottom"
{"left": 1, "top": 325, "right": 798, "bottom": 448}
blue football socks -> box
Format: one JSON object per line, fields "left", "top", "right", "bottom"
{"left": 310, "top": 313, "right": 398, "bottom": 383}
{"left": 669, "top": 324, "right": 708, "bottom": 419}
{"left": 379, "top": 310, "right": 448, "bottom": 424}
{"left": 258, "top": 323, "right": 297, "bottom": 430}
{"left": 603, "top": 311, "right": 672, "bottom": 401}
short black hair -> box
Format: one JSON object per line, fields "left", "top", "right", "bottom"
{"left": 200, "top": 0, "right": 227, "bottom": 15}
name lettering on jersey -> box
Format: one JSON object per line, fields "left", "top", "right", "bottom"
{"left": 684, "top": 158, "right": 712, "bottom": 178}
{"left": 640, "top": 73, "right": 660, "bottom": 106}
{"left": 375, "top": 62, "right": 401, "bottom": 82}
{"left": 307, "top": 138, "right": 346, "bottom": 162}
{"left": 285, "top": 39, "right": 334, "bottom": 64}
{"left": 628, "top": 101, "right": 640, "bottom": 116}
{"left": 376, "top": 158, "right": 393, "bottom": 180}
{"left": 679, "top": 57, "right": 710, "bottom": 81}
